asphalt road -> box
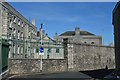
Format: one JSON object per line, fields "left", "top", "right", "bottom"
{"left": 7, "top": 69, "right": 115, "bottom": 80}
{"left": 8, "top": 72, "right": 92, "bottom": 79}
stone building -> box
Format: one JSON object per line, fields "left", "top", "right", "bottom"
{"left": 54, "top": 27, "right": 102, "bottom": 45}
{"left": 113, "top": 1, "right": 120, "bottom": 72}
{"left": 0, "top": 2, "right": 37, "bottom": 59}
{"left": 36, "top": 24, "right": 64, "bottom": 59}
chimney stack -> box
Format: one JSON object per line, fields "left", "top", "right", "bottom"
{"left": 55, "top": 32, "right": 58, "bottom": 36}
{"left": 75, "top": 27, "right": 80, "bottom": 35}
{"left": 32, "top": 19, "right": 35, "bottom": 26}
{"left": 41, "top": 24, "right": 43, "bottom": 29}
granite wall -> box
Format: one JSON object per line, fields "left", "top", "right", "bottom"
{"left": 8, "top": 41, "right": 115, "bottom": 74}
{"left": 67, "top": 42, "right": 115, "bottom": 71}
{"left": 8, "top": 59, "right": 67, "bottom": 74}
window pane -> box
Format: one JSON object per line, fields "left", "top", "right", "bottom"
{"left": 47, "top": 48, "right": 51, "bottom": 53}
{"left": 56, "top": 48, "right": 59, "bottom": 53}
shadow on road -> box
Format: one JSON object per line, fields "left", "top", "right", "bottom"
{"left": 79, "top": 69, "right": 115, "bottom": 79}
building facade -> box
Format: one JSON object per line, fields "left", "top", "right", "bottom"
{"left": 0, "top": 2, "right": 64, "bottom": 59}
{"left": 113, "top": 1, "right": 120, "bottom": 71}
{"left": 54, "top": 27, "right": 102, "bottom": 45}
{"left": 36, "top": 24, "right": 64, "bottom": 59}
{"left": 0, "top": 2, "right": 37, "bottom": 59}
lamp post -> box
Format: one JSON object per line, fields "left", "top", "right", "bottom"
{"left": 40, "top": 23, "right": 43, "bottom": 71}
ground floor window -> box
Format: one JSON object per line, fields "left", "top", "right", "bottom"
{"left": 56, "top": 48, "right": 59, "bottom": 53}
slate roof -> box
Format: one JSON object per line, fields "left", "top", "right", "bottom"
{"left": 59, "top": 31, "right": 95, "bottom": 36}
{"left": 37, "top": 31, "right": 55, "bottom": 42}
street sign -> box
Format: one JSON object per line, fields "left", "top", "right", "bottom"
{"left": 39, "top": 47, "right": 44, "bottom": 55}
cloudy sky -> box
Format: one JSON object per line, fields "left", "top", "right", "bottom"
{"left": 9, "top": 2, "right": 116, "bottom": 45}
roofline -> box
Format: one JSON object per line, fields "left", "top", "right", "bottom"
{"left": 59, "top": 30, "right": 96, "bottom": 36}
{"left": 113, "top": 2, "right": 120, "bottom": 14}
{"left": 82, "top": 36, "right": 102, "bottom": 39}
{"left": 47, "top": 36, "right": 55, "bottom": 42}
{"left": 0, "top": 2, "right": 37, "bottom": 30}
{"left": 112, "top": 2, "right": 120, "bottom": 25}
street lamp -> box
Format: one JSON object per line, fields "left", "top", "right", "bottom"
{"left": 39, "top": 23, "right": 44, "bottom": 71}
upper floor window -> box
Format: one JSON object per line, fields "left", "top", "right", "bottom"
{"left": 12, "top": 28, "right": 16, "bottom": 39}
{"left": 13, "top": 16, "right": 17, "bottom": 23}
{"left": 21, "top": 22, "right": 24, "bottom": 27}
{"left": 91, "top": 42, "right": 95, "bottom": 44}
{"left": 9, "top": 19, "right": 13, "bottom": 29}
{"left": 18, "top": 19, "right": 21, "bottom": 25}
{"left": 9, "top": 34, "right": 12, "bottom": 39}
{"left": 2, "top": 7, "right": 6, "bottom": 11}
{"left": 21, "top": 32, "right": 23, "bottom": 40}
{"left": 13, "top": 28, "right": 16, "bottom": 34}
{"left": 18, "top": 30, "right": 20, "bottom": 39}
{"left": 17, "top": 45, "right": 20, "bottom": 54}
{"left": 25, "top": 24, "right": 28, "bottom": 27}
{"left": 28, "top": 36, "right": 30, "bottom": 39}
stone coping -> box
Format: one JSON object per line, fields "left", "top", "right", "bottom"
{"left": 71, "top": 43, "right": 114, "bottom": 48}
{"left": 9, "top": 58, "right": 66, "bottom": 60}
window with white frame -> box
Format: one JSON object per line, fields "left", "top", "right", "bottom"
{"left": 47, "top": 48, "right": 51, "bottom": 53}
{"left": 21, "top": 22, "right": 24, "bottom": 27}
{"left": 56, "top": 48, "right": 59, "bottom": 53}
{"left": 21, "top": 32, "right": 23, "bottom": 40}
{"left": 13, "top": 16, "right": 17, "bottom": 23}
{"left": 21, "top": 47, "right": 23, "bottom": 54}
{"left": 9, "top": 34, "right": 12, "bottom": 39}
{"left": 34, "top": 48, "right": 36, "bottom": 53}
{"left": 18, "top": 30, "right": 20, "bottom": 39}
{"left": 13, "top": 28, "right": 16, "bottom": 39}
{"left": 9, "top": 19, "right": 13, "bottom": 29}
{"left": 18, "top": 45, "right": 20, "bottom": 54}
{"left": 2, "top": 7, "right": 6, "bottom": 11}
{"left": 91, "top": 42, "right": 95, "bottom": 44}
{"left": 18, "top": 19, "right": 21, "bottom": 25}
{"left": 25, "top": 24, "right": 28, "bottom": 27}
{"left": 13, "top": 44, "right": 16, "bottom": 54}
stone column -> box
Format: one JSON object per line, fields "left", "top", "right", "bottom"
{"left": 63, "top": 38, "right": 74, "bottom": 71}
{"left": 67, "top": 42, "right": 74, "bottom": 70}
{"left": 63, "top": 38, "right": 68, "bottom": 71}
{"left": 63, "top": 38, "right": 68, "bottom": 59}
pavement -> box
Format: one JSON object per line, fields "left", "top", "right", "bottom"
{"left": 7, "top": 69, "right": 115, "bottom": 80}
